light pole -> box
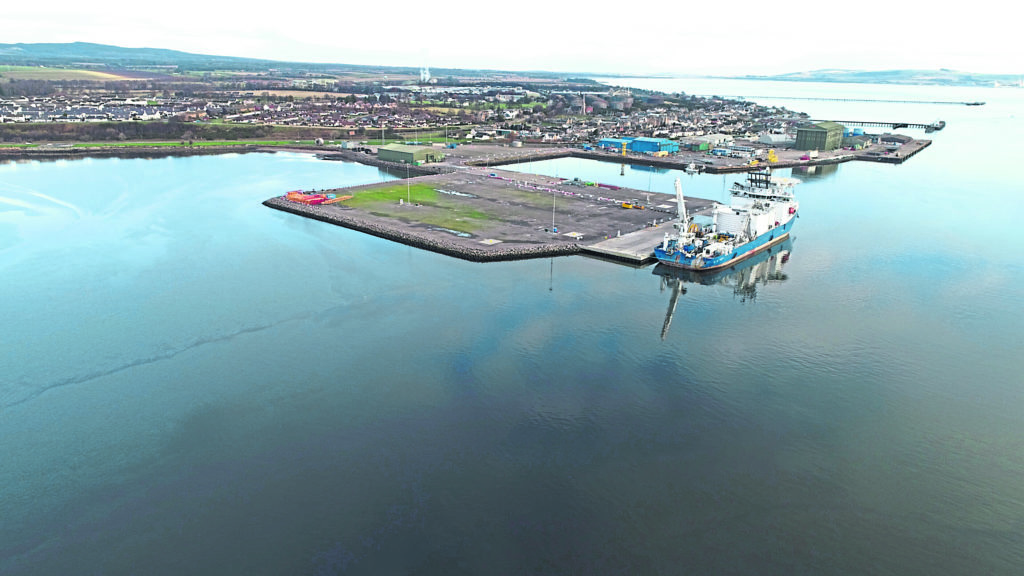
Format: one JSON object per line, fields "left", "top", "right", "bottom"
{"left": 551, "top": 189, "right": 556, "bottom": 233}
{"left": 407, "top": 162, "right": 410, "bottom": 204}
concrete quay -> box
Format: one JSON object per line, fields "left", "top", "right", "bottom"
{"left": 439, "top": 140, "right": 932, "bottom": 175}
{"left": 265, "top": 167, "right": 713, "bottom": 265}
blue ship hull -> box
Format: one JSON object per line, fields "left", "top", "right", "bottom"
{"left": 654, "top": 218, "right": 795, "bottom": 271}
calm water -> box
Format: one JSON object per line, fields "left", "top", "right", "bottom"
{"left": 2, "top": 81, "right": 1023, "bottom": 575}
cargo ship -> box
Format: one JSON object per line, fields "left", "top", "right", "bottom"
{"left": 654, "top": 169, "right": 799, "bottom": 271}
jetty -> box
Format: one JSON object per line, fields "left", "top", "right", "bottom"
{"left": 716, "top": 95, "right": 984, "bottom": 106}
{"left": 809, "top": 119, "right": 944, "bottom": 131}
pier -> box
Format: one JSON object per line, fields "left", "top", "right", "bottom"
{"left": 263, "top": 167, "right": 714, "bottom": 265}
{"left": 714, "top": 95, "right": 984, "bottom": 106}
{"left": 809, "top": 119, "right": 943, "bottom": 130}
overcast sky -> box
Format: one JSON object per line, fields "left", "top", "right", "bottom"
{"left": 5, "top": 0, "right": 1022, "bottom": 75}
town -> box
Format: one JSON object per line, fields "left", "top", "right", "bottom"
{"left": 1, "top": 65, "right": 825, "bottom": 147}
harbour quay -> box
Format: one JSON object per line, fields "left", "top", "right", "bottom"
{"left": 264, "top": 167, "right": 715, "bottom": 264}
{"left": 427, "top": 140, "right": 933, "bottom": 175}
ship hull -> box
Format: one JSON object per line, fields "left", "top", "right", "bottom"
{"left": 654, "top": 218, "right": 795, "bottom": 271}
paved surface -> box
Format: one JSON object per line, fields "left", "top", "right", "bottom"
{"left": 583, "top": 200, "right": 716, "bottom": 263}
{"left": 291, "top": 166, "right": 718, "bottom": 263}
{"left": 582, "top": 226, "right": 669, "bottom": 263}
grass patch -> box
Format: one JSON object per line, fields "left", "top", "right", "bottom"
{"left": 346, "top": 183, "right": 492, "bottom": 233}
{"left": 0, "top": 65, "right": 127, "bottom": 81}
{"left": 0, "top": 143, "right": 39, "bottom": 148}
{"left": 347, "top": 183, "right": 440, "bottom": 207}
{"left": 69, "top": 140, "right": 320, "bottom": 148}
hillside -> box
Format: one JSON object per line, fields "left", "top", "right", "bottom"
{"left": 744, "top": 68, "right": 1023, "bottom": 87}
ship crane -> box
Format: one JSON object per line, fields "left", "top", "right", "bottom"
{"left": 662, "top": 177, "right": 691, "bottom": 252}
{"left": 660, "top": 276, "right": 686, "bottom": 340}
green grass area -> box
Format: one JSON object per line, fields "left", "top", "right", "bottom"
{"left": 347, "top": 183, "right": 490, "bottom": 233}
{"left": 346, "top": 183, "right": 440, "bottom": 207}
{"left": 0, "top": 65, "right": 126, "bottom": 81}
{"left": 0, "top": 143, "right": 40, "bottom": 148}
{"left": 69, "top": 139, "right": 320, "bottom": 148}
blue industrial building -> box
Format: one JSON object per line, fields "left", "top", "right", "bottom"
{"left": 598, "top": 138, "right": 634, "bottom": 151}
{"left": 628, "top": 137, "right": 679, "bottom": 154}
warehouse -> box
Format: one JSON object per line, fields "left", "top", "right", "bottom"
{"left": 680, "top": 139, "right": 710, "bottom": 152}
{"left": 598, "top": 138, "right": 634, "bottom": 152}
{"left": 628, "top": 137, "right": 679, "bottom": 154}
{"left": 795, "top": 122, "right": 844, "bottom": 151}
{"left": 759, "top": 133, "right": 793, "bottom": 147}
{"left": 377, "top": 144, "right": 445, "bottom": 164}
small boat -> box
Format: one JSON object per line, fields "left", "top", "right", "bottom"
{"left": 654, "top": 168, "right": 799, "bottom": 271}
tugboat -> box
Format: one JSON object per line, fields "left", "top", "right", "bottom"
{"left": 654, "top": 168, "right": 799, "bottom": 271}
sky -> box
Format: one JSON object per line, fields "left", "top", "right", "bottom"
{"left": 5, "top": 0, "right": 1022, "bottom": 76}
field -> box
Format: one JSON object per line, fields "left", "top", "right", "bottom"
{"left": 0, "top": 66, "right": 130, "bottom": 81}
{"left": 259, "top": 90, "right": 352, "bottom": 99}
{"left": 69, "top": 140, "right": 320, "bottom": 148}
{"left": 344, "top": 182, "right": 490, "bottom": 232}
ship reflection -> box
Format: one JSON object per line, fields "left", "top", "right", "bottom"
{"left": 654, "top": 238, "right": 794, "bottom": 339}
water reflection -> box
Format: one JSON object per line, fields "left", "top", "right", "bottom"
{"left": 631, "top": 164, "right": 670, "bottom": 174}
{"left": 654, "top": 238, "right": 794, "bottom": 339}
{"left": 791, "top": 163, "right": 839, "bottom": 180}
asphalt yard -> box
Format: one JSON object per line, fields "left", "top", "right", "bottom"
{"left": 313, "top": 167, "right": 716, "bottom": 261}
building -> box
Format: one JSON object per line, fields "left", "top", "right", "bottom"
{"left": 880, "top": 133, "right": 913, "bottom": 146}
{"left": 759, "top": 133, "right": 793, "bottom": 147}
{"left": 694, "top": 133, "right": 732, "bottom": 147}
{"left": 598, "top": 138, "right": 633, "bottom": 151}
{"left": 628, "top": 137, "right": 679, "bottom": 154}
{"left": 377, "top": 143, "right": 445, "bottom": 164}
{"left": 841, "top": 135, "right": 873, "bottom": 150}
{"left": 795, "top": 122, "right": 844, "bottom": 151}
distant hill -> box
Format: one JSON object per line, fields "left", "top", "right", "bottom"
{"left": 0, "top": 42, "right": 574, "bottom": 79}
{"left": 742, "top": 68, "right": 1024, "bottom": 87}
{"left": 0, "top": 41, "right": 277, "bottom": 69}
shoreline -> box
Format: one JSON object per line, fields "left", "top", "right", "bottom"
{"left": 1, "top": 139, "right": 931, "bottom": 173}
{"left": 0, "top": 144, "right": 265, "bottom": 162}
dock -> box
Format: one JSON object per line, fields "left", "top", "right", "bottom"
{"left": 264, "top": 166, "right": 712, "bottom": 265}
{"left": 582, "top": 226, "right": 668, "bottom": 264}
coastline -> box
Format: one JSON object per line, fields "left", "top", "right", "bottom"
{"left": 0, "top": 144, "right": 265, "bottom": 162}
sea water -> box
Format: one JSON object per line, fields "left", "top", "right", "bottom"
{"left": 1, "top": 81, "right": 1022, "bottom": 574}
